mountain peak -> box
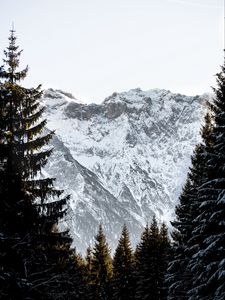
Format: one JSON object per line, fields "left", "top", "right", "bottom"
{"left": 41, "top": 87, "right": 209, "bottom": 253}
{"left": 43, "top": 88, "right": 84, "bottom": 107}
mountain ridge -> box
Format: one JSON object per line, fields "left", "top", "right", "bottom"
{"left": 41, "top": 87, "right": 209, "bottom": 253}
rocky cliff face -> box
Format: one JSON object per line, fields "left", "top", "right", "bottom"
{"left": 41, "top": 88, "right": 209, "bottom": 253}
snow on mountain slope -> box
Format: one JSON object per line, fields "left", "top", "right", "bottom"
{"left": 42, "top": 88, "right": 208, "bottom": 253}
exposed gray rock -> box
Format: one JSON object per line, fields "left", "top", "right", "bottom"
{"left": 41, "top": 88, "right": 210, "bottom": 253}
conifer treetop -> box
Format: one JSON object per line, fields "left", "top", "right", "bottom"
{"left": 0, "top": 29, "right": 28, "bottom": 83}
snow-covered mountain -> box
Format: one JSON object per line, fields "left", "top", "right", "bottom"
{"left": 41, "top": 88, "right": 208, "bottom": 253}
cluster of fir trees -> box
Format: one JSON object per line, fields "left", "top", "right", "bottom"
{"left": 166, "top": 61, "right": 225, "bottom": 299}
{"left": 82, "top": 219, "right": 170, "bottom": 300}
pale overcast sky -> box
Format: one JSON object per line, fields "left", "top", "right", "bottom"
{"left": 0, "top": 0, "right": 224, "bottom": 103}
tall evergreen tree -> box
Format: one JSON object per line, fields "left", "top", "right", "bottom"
{"left": 135, "top": 217, "right": 170, "bottom": 300}
{"left": 85, "top": 245, "right": 94, "bottom": 300}
{"left": 187, "top": 62, "right": 225, "bottom": 299}
{"left": 144, "top": 216, "right": 161, "bottom": 300}
{"left": 166, "top": 179, "right": 193, "bottom": 300}
{"left": 90, "top": 224, "right": 113, "bottom": 300}
{"left": 85, "top": 245, "right": 93, "bottom": 283}
{"left": 134, "top": 224, "right": 150, "bottom": 299}
{"left": 0, "top": 29, "right": 75, "bottom": 299}
{"left": 112, "top": 224, "right": 135, "bottom": 300}
{"left": 68, "top": 248, "right": 88, "bottom": 300}
{"left": 158, "top": 222, "right": 170, "bottom": 299}
{"left": 166, "top": 111, "right": 213, "bottom": 300}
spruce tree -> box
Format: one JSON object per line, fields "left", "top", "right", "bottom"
{"left": 85, "top": 246, "right": 93, "bottom": 281}
{"left": 135, "top": 217, "right": 170, "bottom": 300}
{"left": 85, "top": 245, "right": 94, "bottom": 299}
{"left": 90, "top": 224, "right": 113, "bottom": 300}
{"left": 158, "top": 222, "right": 170, "bottom": 299}
{"left": 0, "top": 29, "right": 74, "bottom": 299}
{"left": 145, "top": 216, "right": 161, "bottom": 299}
{"left": 187, "top": 62, "right": 225, "bottom": 299}
{"left": 166, "top": 111, "right": 213, "bottom": 300}
{"left": 112, "top": 224, "right": 135, "bottom": 300}
{"left": 69, "top": 248, "right": 88, "bottom": 300}
{"left": 166, "top": 179, "right": 193, "bottom": 300}
{"left": 134, "top": 224, "right": 150, "bottom": 299}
